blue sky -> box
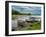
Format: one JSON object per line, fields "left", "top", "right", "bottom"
{"left": 12, "top": 5, "right": 41, "bottom": 15}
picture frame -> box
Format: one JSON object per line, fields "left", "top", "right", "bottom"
{"left": 5, "top": 1, "right": 45, "bottom": 36}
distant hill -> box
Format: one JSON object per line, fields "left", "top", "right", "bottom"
{"left": 12, "top": 10, "right": 31, "bottom": 15}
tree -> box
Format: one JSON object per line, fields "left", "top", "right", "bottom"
{"left": 12, "top": 9, "right": 20, "bottom": 15}
{"left": 28, "top": 13, "right": 31, "bottom": 15}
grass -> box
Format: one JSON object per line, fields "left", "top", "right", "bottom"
{"left": 26, "top": 22, "right": 41, "bottom": 30}
{"left": 18, "top": 21, "right": 41, "bottom": 31}
{"left": 12, "top": 15, "right": 41, "bottom": 31}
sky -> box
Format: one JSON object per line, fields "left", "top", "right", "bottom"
{"left": 12, "top": 5, "right": 41, "bottom": 16}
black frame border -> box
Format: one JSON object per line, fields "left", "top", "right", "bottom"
{"left": 5, "top": 1, "right": 45, "bottom": 36}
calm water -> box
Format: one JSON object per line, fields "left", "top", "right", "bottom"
{"left": 31, "top": 14, "right": 41, "bottom": 16}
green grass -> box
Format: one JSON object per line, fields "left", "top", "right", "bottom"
{"left": 26, "top": 22, "right": 41, "bottom": 30}
{"left": 12, "top": 15, "right": 41, "bottom": 31}
{"left": 16, "top": 21, "right": 41, "bottom": 31}
{"left": 21, "top": 21, "right": 41, "bottom": 31}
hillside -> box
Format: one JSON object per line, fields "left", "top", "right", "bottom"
{"left": 12, "top": 10, "right": 31, "bottom": 15}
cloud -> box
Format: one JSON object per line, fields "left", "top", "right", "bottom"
{"left": 12, "top": 5, "right": 41, "bottom": 15}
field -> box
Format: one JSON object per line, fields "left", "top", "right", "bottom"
{"left": 16, "top": 21, "right": 41, "bottom": 31}
{"left": 12, "top": 15, "right": 41, "bottom": 31}
{"left": 12, "top": 6, "right": 41, "bottom": 31}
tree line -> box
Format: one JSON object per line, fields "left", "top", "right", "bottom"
{"left": 12, "top": 9, "right": 31, "bottom": 15}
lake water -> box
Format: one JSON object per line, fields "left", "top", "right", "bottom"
{"left": 31, "top": 14, "right": 41, "bottom": 16}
